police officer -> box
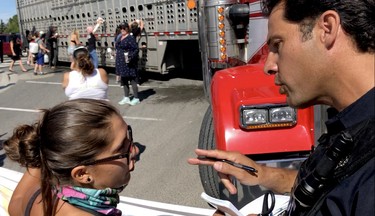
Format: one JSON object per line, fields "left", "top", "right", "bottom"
{"left": 188, "top": 0, "right": 374, "bottom": 215}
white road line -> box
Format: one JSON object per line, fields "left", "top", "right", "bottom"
{"left": 26, "top": 81, "right": 61, "bottom": 85}
{"left": 0, "top": 107, "right": 41, "bottom": 113}
{"left": 0, "top": 107, "right": 163, "bottom": 121}
{"left": 26, "top": 80, "right": 121, "bottom": 87}
{"left": 122, "top": 116, "right": 164, "bottom": 121}
{"left": 25, "top": 80, "right": 168, "bottom": 88}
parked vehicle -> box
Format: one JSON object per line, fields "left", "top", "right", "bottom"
{"left": 0, "top": 33, "right": 23, "bottom": 57}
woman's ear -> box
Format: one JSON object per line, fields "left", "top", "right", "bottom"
{"left": 317, "top": 10, "right": 341, "bottom": 49}
{"left": 71, "top": 166, "right": 92, "bottom": 184}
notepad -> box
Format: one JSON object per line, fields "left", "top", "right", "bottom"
{"left": 201, "top": 192, "right": 290, "bottom": 216}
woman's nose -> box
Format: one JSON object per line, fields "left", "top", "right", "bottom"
{"left": 132, "top": 145, "right": 140, "bottom": 158}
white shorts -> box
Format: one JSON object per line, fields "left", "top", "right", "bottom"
{"left": 67, "top": 46, "right": 76, "bottom": 55}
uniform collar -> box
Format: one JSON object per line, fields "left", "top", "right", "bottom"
{"left": 326, "top": 88, "right": 374, "bottom": 134}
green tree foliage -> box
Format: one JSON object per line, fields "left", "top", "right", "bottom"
{"left": 4, "top": 15, "right": 19, "bottom": 34}
{"left": 0, "top": 20, "right": 6, "bottom": 33}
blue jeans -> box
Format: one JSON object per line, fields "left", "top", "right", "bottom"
{"left": 89, "top": 49, "right": 98, "bottom": 68}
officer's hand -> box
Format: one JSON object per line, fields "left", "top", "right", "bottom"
{"left": 188, "top": 149, "right": 261, "bottom": 194}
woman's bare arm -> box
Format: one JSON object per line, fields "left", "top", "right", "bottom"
{"left": 62, "top": 72, "right": 70, "bottom": 89}
{"left": 98, "top": 68, "right": 109, "bottom": 84}
{"left": 8, "top": 168, "right": 41, "bottom": 215}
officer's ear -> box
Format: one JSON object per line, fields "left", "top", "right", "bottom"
{"left": 317, "top": 10, "right": 340, "bottom": 49}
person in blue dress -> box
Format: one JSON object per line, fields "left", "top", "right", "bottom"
{"left": 116, "top": 23, "right": 140, "bottom": 106}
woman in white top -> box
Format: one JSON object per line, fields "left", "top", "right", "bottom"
{"left": 62, "top": 46, "right": 109, "bottom": 100}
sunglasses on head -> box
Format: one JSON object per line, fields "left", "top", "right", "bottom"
{"left": 73, "top": 46, "right": 88, "bottom": 59}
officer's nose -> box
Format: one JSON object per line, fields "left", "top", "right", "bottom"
{"left": 264, "top": 52, "right": 278, "bottom": 75}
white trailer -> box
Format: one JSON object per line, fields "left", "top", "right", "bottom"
{"left": 16, "top": 0, "right": 201, "bottom": 74}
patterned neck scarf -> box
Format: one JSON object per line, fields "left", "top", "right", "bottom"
{"left": 56, "top": 185, "right": 124, "bottom": 215}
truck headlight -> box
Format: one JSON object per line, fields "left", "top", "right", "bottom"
{"left": 269, "top": 107, "right": 295, "bottom": 123}
{"left": 242, "top": 109, "right": 268, "bottom": 125}
{"left": 240, "top": 105, "right": 297, "bottom": 129}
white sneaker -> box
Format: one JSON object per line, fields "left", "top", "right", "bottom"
{"left": 129, "top": 98, "right": 140, "bottom": 106}
{"left": 118, "top": 97, "right": 131, "bottom": 105}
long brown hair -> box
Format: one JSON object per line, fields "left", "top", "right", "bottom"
{"left": 3, "top": 99, "right": 121, "bottom": 215}
{"left": 73, "top": 47, "right": 95, "bottom": 76}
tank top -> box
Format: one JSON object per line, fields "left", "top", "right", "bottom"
{"left": 29, "top": 41, "right": 39, "bottom": 54}
{"left": 25, "top": 189, "right": 41, "bottom": 216}
{"left": 65, "top": 69, "right": 108, "bottom": 100}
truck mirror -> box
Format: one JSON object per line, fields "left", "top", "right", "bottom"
{"left": 228, "top": 4, "right": 250, "bottom": 40}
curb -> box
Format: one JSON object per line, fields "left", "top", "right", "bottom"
{"left": 0, "top": 70, "right": 18, "bottom": 94}
{"left": 0, "top": 69, "right": 54, "bottom": 94}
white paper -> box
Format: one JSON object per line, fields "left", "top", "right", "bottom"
{"left": 201, "top": 192, "right": 290, "bottom": 216}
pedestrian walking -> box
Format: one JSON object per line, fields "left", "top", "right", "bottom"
{"left": 9, "top": 34, "right": 27, "bottom": 72}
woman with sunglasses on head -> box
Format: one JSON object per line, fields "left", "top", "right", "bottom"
{"left": 62, "top": 46, "right": 109, "bottom": 100}
{"left": 115, "top": 23, "right": 140, "bottom": 106}
{"left": 3, "top": 99, "right": 137, "bottom": 216}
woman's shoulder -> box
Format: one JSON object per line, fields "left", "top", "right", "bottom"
{"left": 65, "top": 70, "right": 81, "bottom": 78}
{"left": 55, "top": 199, "right": 95, "bottom": 216}
{"left": 97, "top": 68, "right": 109, "bottom": 84}
{"left": 97, "top": 68, "right": 107, "bottom": 74}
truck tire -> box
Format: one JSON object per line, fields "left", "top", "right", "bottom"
{"left": 198, "top": 106, "right": 221, "bottom": 198}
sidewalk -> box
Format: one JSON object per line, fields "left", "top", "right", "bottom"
{"left": 0, "top": 59, "right": 57, "bottom": 94}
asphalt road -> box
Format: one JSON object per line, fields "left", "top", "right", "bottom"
{"left": 0, "top": 57, "right": 211, "bottom": 209}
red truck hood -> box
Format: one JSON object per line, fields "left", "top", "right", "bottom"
{"left": 211, "top": 64, "right": 314, "bottom": 155}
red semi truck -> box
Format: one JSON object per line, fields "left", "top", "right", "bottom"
{"left": 196, "top": 0, "right": 328, "bottom": 204}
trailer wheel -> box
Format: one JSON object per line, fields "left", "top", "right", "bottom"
{"left": 198, "top": 106, "right": 221, "bottom": 198}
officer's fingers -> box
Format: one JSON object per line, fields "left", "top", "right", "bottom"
{"left": 217, "top": 172, "right": 238, "bottom": 194}
{"left": 195, "top": 148, "right": 238, "bottom": 160}
{"left": 187, "top": 158, "right": 215, "bottom": 166}
{"left": 213, "top": 161, "right": 244, "bottom": 178}
{"left": 212, "top": 209, "right": 226, "bottom": 216}
{"left": 214, "top": 161, "right": 258, "bottom": 186}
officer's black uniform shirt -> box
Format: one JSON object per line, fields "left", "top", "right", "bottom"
{"left": 289, "top": 88, "right": 374, "bottom": 216}
{"left": 325, "top": 87, "right": 374, "bottom": 133}
{"left": 307, "top": 87, "right": 374, "bottom": 215}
